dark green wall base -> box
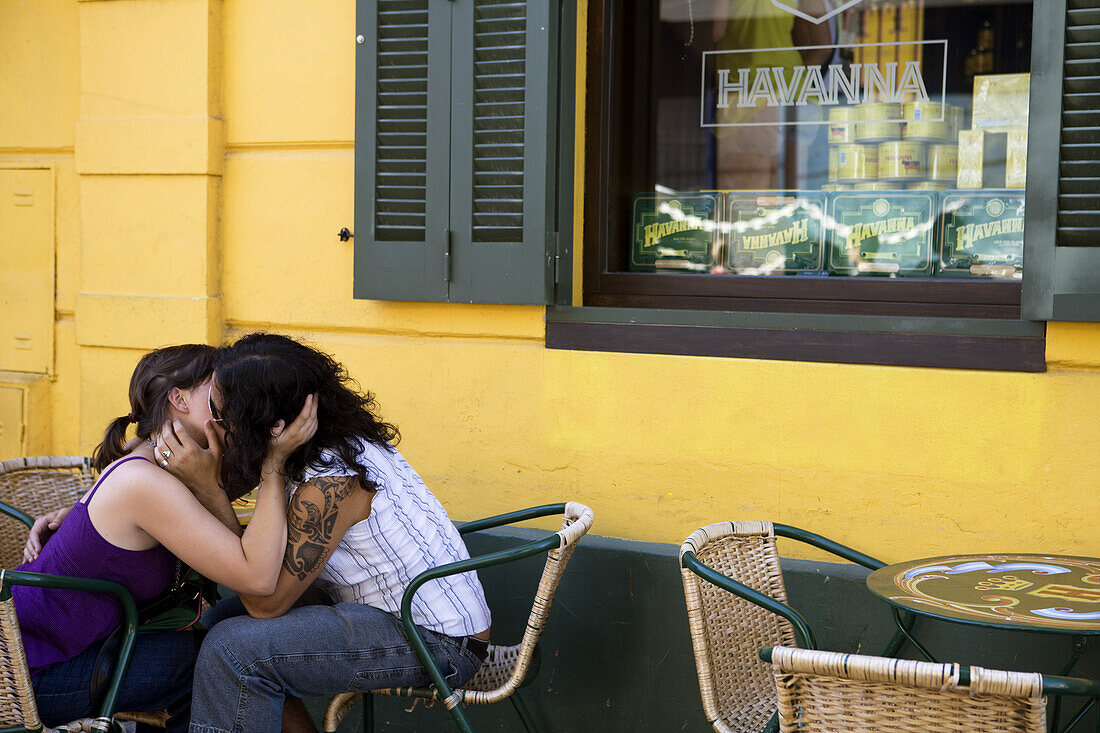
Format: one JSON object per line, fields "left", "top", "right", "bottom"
{"left": 304, "top": 528, "right": 1098, "bottom": 731}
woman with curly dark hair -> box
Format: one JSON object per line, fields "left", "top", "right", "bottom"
{"left": 185, "top": 333, "right": 490, "bottom": 733}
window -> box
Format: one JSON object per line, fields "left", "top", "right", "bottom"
{"left": 585, "top": 0, "right": 1035, "bottom": 317}
{"left": 352, "top": 0, "right": 569, "bottom": 304}
{"left": 547, "top": 0, "right": 1100, "bottom": 370}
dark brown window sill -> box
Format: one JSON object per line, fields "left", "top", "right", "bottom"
{"left": 545, "top": 308, "right": 1046, "bottom": 372}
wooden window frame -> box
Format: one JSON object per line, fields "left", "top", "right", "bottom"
{"left": 546, "top": 0, "right": 1047, "bottom": 371}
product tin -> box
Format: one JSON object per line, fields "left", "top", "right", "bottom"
{"left": 854, "top": 102, "right": 903, "bottom": 142}
{"left": 902, "top": 101, "right": 954, "bottom": 142}
{"left": 630, "top": 193, "right": 718, "bottom": 272}
{"left": 835, "top": 144, "right": 878, "bottom": 181}
{"left": 828, "top": 147, "right": 839, "bottom": 182}
{"left": 827, "top": 192, "right": 936, "bottom": 276}
{"left": 828, "top": 106, "right": 856, "bottom": 144}
{"left": 727, "top": 191, "right": 826, "bottom": 274}
{"left": 927, "top": 144, "right": 959, "bottom": 181}
{"left": 877, "top": 141, "right": 926, "bottom": 180}
{"left": 938, "top": 190, "right": 1024, "bottom": 278}
{"left": 821, "top": 184, "right": 852, "bottom": 192}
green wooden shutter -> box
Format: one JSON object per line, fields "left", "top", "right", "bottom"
{"left": 1023, "top": 0, "right": 1100, "bottom": 320}
{"left": 447, "top": 0, "right": 556, "bottom": 304}
{"left": 354, "top": 0, "right": 452, "bottom": 301}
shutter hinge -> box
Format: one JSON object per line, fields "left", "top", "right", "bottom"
{"left": 443, "top": 229, "right": 452, "bottom": 283}
{"left": 548, "top": 231, "right": 561, "bottom": 284}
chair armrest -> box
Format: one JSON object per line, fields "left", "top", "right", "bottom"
{"left": 772, "top": 524, "right": 885, "bottom": 570}
{"left": 770, "top": 525, "right": 919, "bottom": 658}
{"left": 1039, "top": 673, "right": 1100, "bottom": 698}
{"left": 761, "top": 647, "right": 1100, "bottom": 698}
{"left": 0, "top": 501, "right": 34, "bottom": 530}
{"left": 2, "top": 569, "right": 139, "bottom": 720}
{"left": 682, "top": 551, "right": 817, "bottom": 649}
{"left": 456, "top": 503, "right": 567, "bottom": 535}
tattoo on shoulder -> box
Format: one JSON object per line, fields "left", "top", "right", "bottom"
{"left": 284, "top": 475, "right": 359, "bottom": 581}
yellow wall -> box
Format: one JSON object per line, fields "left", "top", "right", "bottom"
{"left": 2, "top": 0, "right": 1097, "bottom": 563}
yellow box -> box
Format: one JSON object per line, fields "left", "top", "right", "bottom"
{"left": 972, "top": 73, "right": 1030, "bottom": 132}
{"left": 957, "top": 130, "right": 984, "bottom": 189}
{"left": 1006, "top": 129, "right": 1028, "bottom": 189}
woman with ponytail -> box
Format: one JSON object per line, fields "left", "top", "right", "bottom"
{"left": 14, "top": 344, "right": 318, "bottom": 732}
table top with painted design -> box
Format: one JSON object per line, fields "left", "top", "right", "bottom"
{"left": 866, "top": 553, "right": 1100, "bottom": 635}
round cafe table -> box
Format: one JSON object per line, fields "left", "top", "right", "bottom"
{"left": 868, "top": 553, "right": 1100, "bottom": 732}
{"left": 866, "top": 553, "right": 1100, "bottom": 635}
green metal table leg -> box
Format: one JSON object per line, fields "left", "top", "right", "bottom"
{"left": 510, "top": 691, "right": 539, "bottom": 733}
{"left": 1056, "top": 696, "right": 1094, "bottom": 733}
{"left": 891, "top": 608, "right": 937, "bottom": 663}
{"left": 1052, "top": 636, "right": 1088, "bottom": 733}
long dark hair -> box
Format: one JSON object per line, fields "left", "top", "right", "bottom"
{"left": 215, "top": 333, "right": 399, "bottom": 498}
{"left": 92, "top": 344, "right": 219, "bottom": 472}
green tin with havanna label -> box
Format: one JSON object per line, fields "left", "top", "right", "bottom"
{"left": 727, "top": 191, "right": 825, "bottom": 274}
{"left": 630, "top": 193, "right": 718, "bottom": 272}
{"left": 828, "top": 192, "right": 936, "bottom": 277}
{"left": 938, "top": 191, "right": 1024, "bottom": 279}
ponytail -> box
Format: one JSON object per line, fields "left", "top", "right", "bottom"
{"left": 91, "top": 344, "right": 217, "bottom": 473}
{"left": 92, "top": 415, "right": 136, "bottom": 472}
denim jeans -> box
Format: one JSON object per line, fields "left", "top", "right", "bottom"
{"left": 188, "top": 602, "right": 484, "bottom": 733}
{"left": 32, "top": 629, "right": 198, "bottom": 733}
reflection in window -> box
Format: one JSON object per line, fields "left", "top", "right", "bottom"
{"left": 616, "top": 0, "right": 1032, "bottom": 280}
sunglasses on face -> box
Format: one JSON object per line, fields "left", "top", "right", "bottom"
{"left": 208, "top": 387, "right": 225, "bottom": 424}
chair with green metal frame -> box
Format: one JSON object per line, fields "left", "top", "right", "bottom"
{"left": 322, "top": 501, "right": 595, "bottom": 733}
{"left": 0, "top": 568, "right": 141, "bottom": 733}
{"left": 0, "top": 457, "right": 95, "bottom": 570}
{"left": 760, "top": 645, "right": 1100, "bottom": 732}
{"left": 0, "top": 486, "right": 171, "bottom": 732}
{"left": 679, "top": 521, "right": 915, "bottom": 733}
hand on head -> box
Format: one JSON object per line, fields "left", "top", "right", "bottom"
{"left": 267, "top": 394, "right": 319, "bottom": 464}
{"left": 155, "top": 417, "right": 224, "bottom": 498}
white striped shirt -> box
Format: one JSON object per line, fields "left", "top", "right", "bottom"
{"left": 287, "top": 443, "right": 491, "bottom": 638}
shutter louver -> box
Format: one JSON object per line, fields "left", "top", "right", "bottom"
{"left": 375, "top": 0, "right": 430, "bottom": 242}
{"left": 1058, "top": 1, "right": 1100, "bottom": 246}
{"left": 471, "top": 0, "right": 527, "bottom": 244}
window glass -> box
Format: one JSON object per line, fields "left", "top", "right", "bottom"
{"left": 612, "top": 0, "right": 1033, "bottom": 281}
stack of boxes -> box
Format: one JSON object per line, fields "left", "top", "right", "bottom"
{"left": 957, "top": 73, "right": 1029, "bottom": 189}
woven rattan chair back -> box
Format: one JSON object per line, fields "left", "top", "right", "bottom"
{"left": 0, "top": 588, "right": 42, "bottom": 731}
{"left": 768, "top": 646, "right": 1046, "bottom": 733}
{"left": 680, "top": 521, "right": 799, "bottom": 733}
{"left": 0, "top": 457, "right": 94, "bottom": 569}
{"left": 323, "top": 502, "right": 595, "bottom": 732}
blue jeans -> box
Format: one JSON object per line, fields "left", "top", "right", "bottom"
{"left": 189, "top": 602, "right": 484, "bottom": 733}
{"left": 33, "top": 630, "right": 197, "bottom": 733}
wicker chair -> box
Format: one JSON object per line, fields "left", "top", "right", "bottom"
{"left": 761, "top": 645, "right": 1100, "bottom": 733}
{"left": 0, "top": 457, "right": 95, "bottom": 569}
{"left": 0, "top": 458, "right": 169, "bottom": 731}
{"left": 323, "top": 502, "right": 595, "bottom": 733}
{"left": 0, "top": 568, "right": 143, "bottom": 733}
{"left": 679, "top": 521, "right": 914, "bottom": 733}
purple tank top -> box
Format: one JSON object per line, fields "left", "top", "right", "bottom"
{"left": 13, "top": 455, "right": 178, "bottom": 674}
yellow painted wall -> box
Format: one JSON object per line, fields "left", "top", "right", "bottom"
{"left": 2, "top": 0, "right": 1097, "bottom": 563}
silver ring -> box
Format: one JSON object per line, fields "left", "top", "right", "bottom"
{"left": 162, "top": 449, "right": 172, "bottom": 460}
{"left": 159, "top": 459, "right": 169, "bottom": 468}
